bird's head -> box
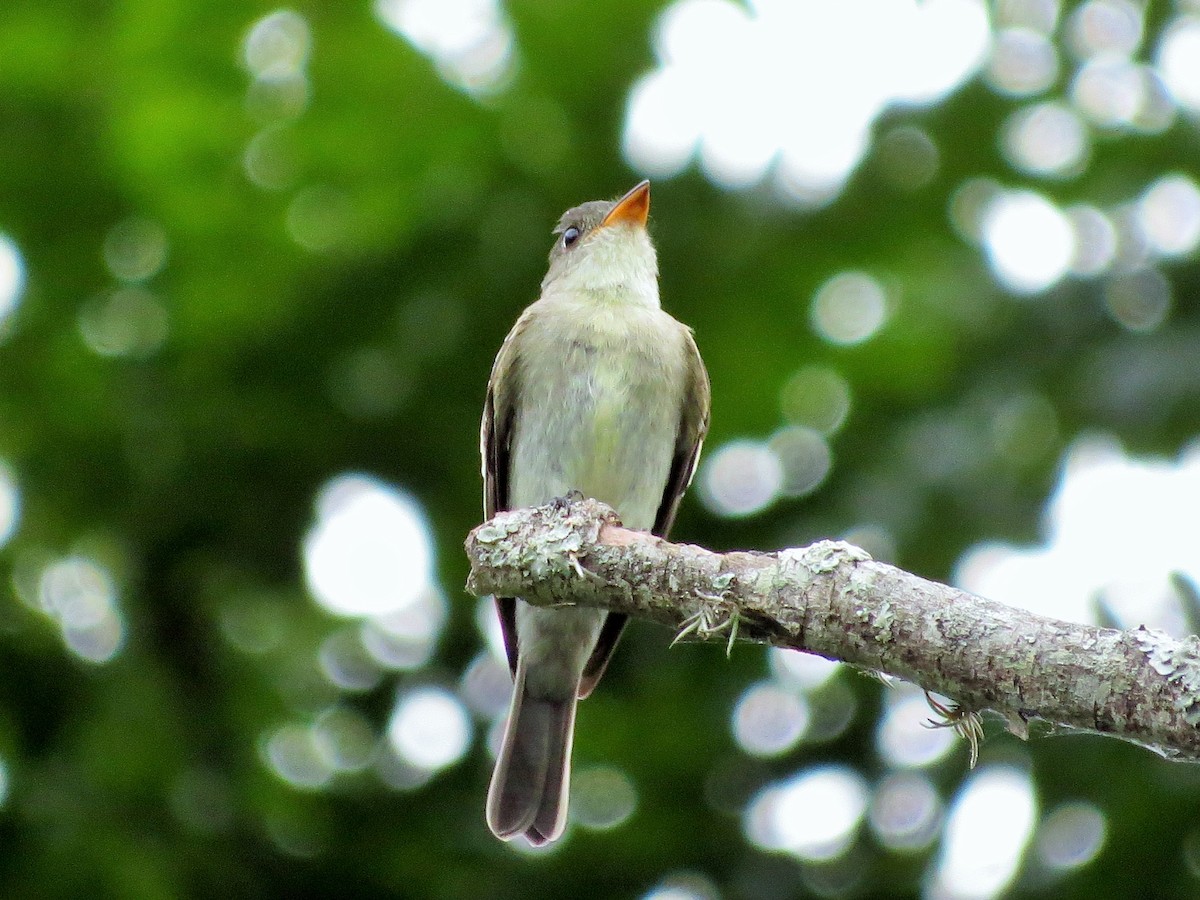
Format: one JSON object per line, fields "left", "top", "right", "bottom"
{"left": 541, "top": 181, "right": 659, "bottom": 306}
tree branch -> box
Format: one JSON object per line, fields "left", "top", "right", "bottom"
{"left": 465, "top": 498, "right": 1200, "bottom": 760}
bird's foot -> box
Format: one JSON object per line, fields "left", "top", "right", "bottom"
{"left": 549, "top": 489, "right": 586, "bottom": 511}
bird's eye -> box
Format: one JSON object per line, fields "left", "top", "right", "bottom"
{"left": 562, "top": 226, "right": 581, "bottom": 248}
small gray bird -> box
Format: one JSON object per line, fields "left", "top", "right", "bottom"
{"left": 481, "top": 181, "right": 710, "bottom": 845}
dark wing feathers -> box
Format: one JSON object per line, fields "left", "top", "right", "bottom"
{"left": 482, "top": 313, "right": 529, "bottom": 678}
{"left": 652, "top": 328, "right": 711, "bottom": 538}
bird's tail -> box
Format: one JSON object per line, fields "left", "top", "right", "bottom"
{"left": 486, "top": 661, "right": 578, "bottom": 846}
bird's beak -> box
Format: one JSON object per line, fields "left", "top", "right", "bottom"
{"left": 600, "top": 180, "right": 650, "bottom": 229}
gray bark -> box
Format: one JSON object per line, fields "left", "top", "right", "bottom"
{"left": 465, "top": 498, "right": 1200, "bottom": 759}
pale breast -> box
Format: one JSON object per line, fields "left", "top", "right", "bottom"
{"left": 508, "top": 300, "right": 687, "bottom": 531}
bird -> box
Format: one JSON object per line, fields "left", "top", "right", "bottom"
{"left": 481, "top": 180, "right": 710, "bottom": 845}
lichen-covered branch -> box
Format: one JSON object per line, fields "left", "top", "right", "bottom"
{"left": 465, "top": 498, "right": 1200, "bottom": 760}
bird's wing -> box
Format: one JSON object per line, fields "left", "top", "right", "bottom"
{"left": 578, "top": 324, "right": 711, "bottom": 698}
{"left": 482, "top": 311, "right": 530, "bottom": 678}
{"left": 651, "top": 327, "right": 711, "bottom": 539}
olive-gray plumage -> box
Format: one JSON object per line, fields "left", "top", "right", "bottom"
{"left": 482, "top": 182, "right": 709, "bottom": 845}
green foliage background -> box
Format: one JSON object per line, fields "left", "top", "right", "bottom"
{"left": 1, "top": 1, "right": 1199, "bottom": 898}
